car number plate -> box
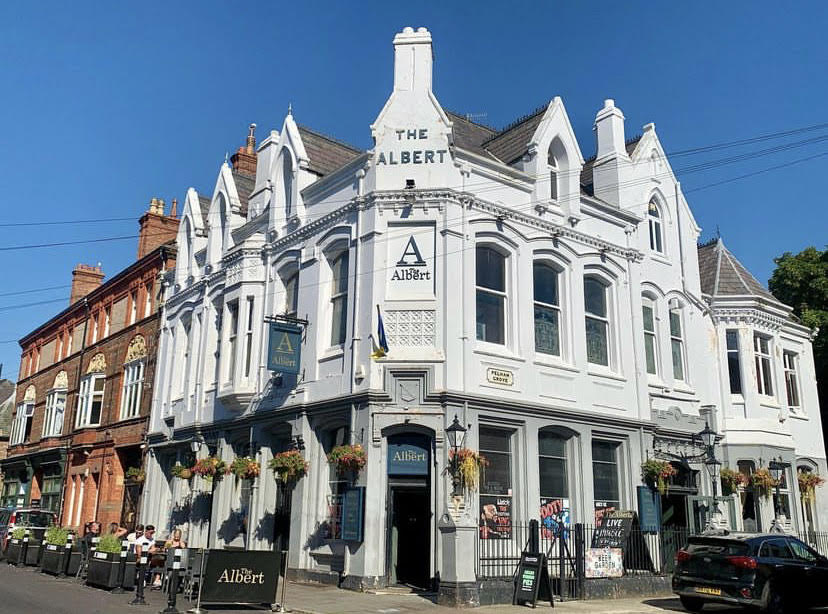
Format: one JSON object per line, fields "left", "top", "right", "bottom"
{"left": 694, "top": 587, "right": 721, "bottom": 596}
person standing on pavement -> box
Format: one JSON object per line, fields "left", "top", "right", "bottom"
{"left": 134, "top": 525, "right": 157, "bottom": 587}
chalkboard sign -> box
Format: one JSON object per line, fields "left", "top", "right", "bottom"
{"left": 591, "top": 510, "right": 635, "bottom": 549}
{"left": 341, "top": 486, "right": 365, "bottom": 542}
{"left": 636, "top": 486, "right": 661, "bottom": 533}
{"left": 512, "top": 552, "right": 553, "bottom": 608}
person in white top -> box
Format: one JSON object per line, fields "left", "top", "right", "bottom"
{"left": 134, "top": 525, "right": 158, "bottom": 587}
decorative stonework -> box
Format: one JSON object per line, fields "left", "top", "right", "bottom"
{"left": 384, "top": 310, "right": 436, "bottom": 346}
{"left": 711, "top": 307, "right": 786, "bottom": 331}
{"left": 86, "top": 352, "right": 107, "bottom": 374}
{"left": 125, "top": 335, "right": 147, "bottom": 363}
{"left": 53, "top": 370, "right": 68, "bottom": 389}
{"left": 23, "top": 385, "right": 36, "bottom": 402}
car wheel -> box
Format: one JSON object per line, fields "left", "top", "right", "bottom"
{"left": 761, "top": 582, "right": 786, "bottom": 614}
{"left": 679, "top": 595, "right": 705, "bottom": 612}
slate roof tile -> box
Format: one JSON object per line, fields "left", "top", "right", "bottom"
{"left": 697, "top": 238, "right": 777, "bottom": 301}
{"left": 297, "top": 126, "right": 363, "bottom": 176}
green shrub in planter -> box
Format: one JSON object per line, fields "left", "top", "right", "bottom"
{"left": 86, "top": 535, "right": 125, "bottom": 589}
{"left": 40, "top": 527, "right": 75, "bottom": 576}
{"left": 44, "top": 526, "right": 69, "bottom": 546}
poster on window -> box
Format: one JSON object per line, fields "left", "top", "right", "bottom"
{"left": 479, "top": 495, "right": 512, "bottom": 540}
{"left": 594, "top": 501, "right": 617, "bottom": 527}
{"left": 539, "top": 498, "right": 570, "bottom": 540}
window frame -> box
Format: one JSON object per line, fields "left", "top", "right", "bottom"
{"left": 475, "top": 245, "right": 508, "bottom": 346}
{"left": 753, "top": 333, "right": 774, "bottom": 397}
{"left": 329, "top": 249, "right": 350, "bottom": 348}
{"left": 119, "top": 359, "right": 145, "bottom": 420}
{"left": 592, "top": 440, "right": 621, "bottom": 521}
{"left": 783, "top": 350, "right": 800, "bottom": 409}
{"left": 43, "top": 388, "right": 66, "bottom": 438}
{"left": 533, "top": 261, "right": 562, "bottom": 357}
{"left": 648, "top": 200, "right": 664, "bottom": 253}
{"left": 75, "top": 373, "right": 105, "bottom": 429}
{"left": 225, "top": 300, "right": 239, "bottom": 382}
{"left": 669, "top": 307, "right": 686, "bottom": 382}
{"left": 11, "top": 402, "right": 34, "bottom": 445}
{"left": 642, "top": 297, "right": 658, "bottom": 376}
{"left": 726, "top": 329, "right": 743, "bottom": 395}
{"left": 243, "top": 296, "right": 255, "bottom": 378}
{"left": 584, "top": 275, "right": 612, "bottom": 367}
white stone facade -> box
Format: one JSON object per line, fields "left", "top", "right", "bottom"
{"left": 141, "top": 26, "right": 826, "bottom": 590}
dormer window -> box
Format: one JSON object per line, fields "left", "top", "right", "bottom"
{"left": 648, "top": 201, "right": 663, "bottom": 253}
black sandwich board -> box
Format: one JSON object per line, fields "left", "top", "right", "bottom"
{"left": 200, "top": 549, "right": 281, "bottom": 605}
{"left": 513, "top": 552, "right": 554, "bottom": 608}
{"left": 590, "top": 510, "right": 654, "bottom": 572}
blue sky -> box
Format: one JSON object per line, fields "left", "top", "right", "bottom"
{"left": 1, "top": 2, "right": 826, "bottom": 378}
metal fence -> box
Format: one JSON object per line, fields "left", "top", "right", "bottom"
{"left": 476, "top": 521, "right": 828, "bottom": 600}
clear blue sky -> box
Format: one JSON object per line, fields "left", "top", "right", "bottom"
{"left": 1, "top": 2, "right": 826, "bottom": 379}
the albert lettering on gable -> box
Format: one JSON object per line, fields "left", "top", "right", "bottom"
{"left": 376, "top": 128, "right": 448, "bottom": 166}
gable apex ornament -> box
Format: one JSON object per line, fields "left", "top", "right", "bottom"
{"left": 86, "top": 352, "right": 107, "bottom": 374}
{"left": 125, "top": 335, "right": 147, "bottom": 363}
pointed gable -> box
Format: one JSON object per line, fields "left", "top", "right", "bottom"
{"left": 697, "top": 238, "right": 778, "bottom": 301}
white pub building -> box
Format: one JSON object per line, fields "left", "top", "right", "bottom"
{"left": 141, "top": 26, "right": 827, "bottom": 604}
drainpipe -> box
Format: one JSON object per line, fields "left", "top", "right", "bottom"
{"left": 349, "top": 185, "right": 363, "bottom": 393}
{"left": 66, "top": 298, "right": 90, "bottom": 527}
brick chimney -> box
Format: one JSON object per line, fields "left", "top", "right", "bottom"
{"left": 70, "top": 264, "right": 105, "bottom": 305}
{"left": 230, "top": 123, "right": 258, "bottom": 177}
{"left": 137, "top": 197, "right": 180, "bottom": 260}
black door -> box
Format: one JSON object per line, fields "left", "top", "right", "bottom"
{"left": 389, "top": 486, "right": 430, "bottom": 588}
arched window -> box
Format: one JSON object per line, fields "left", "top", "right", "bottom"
{"left": 548, "top": 151, "right": 559, "bottom": 201}
{"left": 121, "top": 335, "right": 147, "bottom": 420}
{"left": 282, "top": 151, "right": 294, "bottom": 218}
{"left": 77, "top": 354, "right": 106, "bottom": 428}
{"left": 476, "top": 246, "right": 506, "bottom": 345}
{"left": 648, "top": 200, "right": 663, "bottom": 253}
{"left": 329, "top": 250, "right": 350, "bottom": 346}
{"left": 547, "top": 138, "right": 568, "bottom": 202}
{"left": 533, "top": 262, "right": 560, "bottom": 356}
{"left": 283, "top": 270, "right": 299, "bottom": 319}
{"left": 584, "top": 276, "right": 610, "bottom": 366}
{"left": 642, "top": 296, "right": 658, "bottom": 375}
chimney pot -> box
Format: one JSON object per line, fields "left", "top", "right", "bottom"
{"left": 70, "top": 264, "right": 105, "bottom": 305}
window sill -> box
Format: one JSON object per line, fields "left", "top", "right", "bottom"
{"left": 671, "top": 382, "right": 696, "bottom": 395}
{"left": 759, "top": 397, "right": 780, "bottom": 410}
{"left": 648, "top": 253, "right": 671, "bottom": 266}
{"left": 587, "top": 367, "right": 625, "bottom": 382}
{"left": 473, "top": 344, "right": 525, "bottom": 363}
{"left": 532, "top": 356, "right": 577, "bottom": 373}
{"left": 787, "top": 410, "right": 808, "bottom": 421}
{"left": 320, "top": 346, "right": 345, "bottom": 362}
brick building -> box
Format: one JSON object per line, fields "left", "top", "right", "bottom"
{"left": 0, "top": 201, "right": 177, "bottom": 531}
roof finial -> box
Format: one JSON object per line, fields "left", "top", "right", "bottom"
{"left": 170, "top": 198, "right": 178, "bottom": 218}
{"left": 287, "top": 103, "right": 292, "bottom": 116}
{"left": 716, "top": 225, "right": 721, "bottom": 240}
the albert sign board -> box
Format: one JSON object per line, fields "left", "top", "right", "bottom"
{"left": 200, "top": 549, "right": 280, "bottom": 605}
{"left": 267, "top": 322, "right": 302, "bottom": 375}
{"left": 386, "top": 222, "right": 435, "bottom": 300}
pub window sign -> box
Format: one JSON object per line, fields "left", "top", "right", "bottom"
{"left": 267, "top": 322, "right": 302, "bottom": 375}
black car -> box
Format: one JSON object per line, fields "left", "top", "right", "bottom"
{"left": 672, "top": 533, "right": 828, "bottom": 612}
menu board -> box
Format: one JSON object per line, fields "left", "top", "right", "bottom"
{"left": 479, "top": 495, "right": 512, "bottom": 539}
{"left": 512, "top": 552, "right": 553, "bottom": 607}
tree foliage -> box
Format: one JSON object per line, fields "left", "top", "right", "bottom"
{"left": 768, "top": 246, "right": 828, "bottom": 398}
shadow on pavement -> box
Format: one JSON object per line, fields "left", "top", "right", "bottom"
{"left": 643, "top": 598, "right": 744, "bottom": 612}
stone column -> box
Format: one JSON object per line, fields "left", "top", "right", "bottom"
{"left": 437, "top": 498, "right": 479, "bottom": 608}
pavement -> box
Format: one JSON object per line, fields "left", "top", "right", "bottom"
{"left": 0, "top": 563, "right": 755, "bottom": 614}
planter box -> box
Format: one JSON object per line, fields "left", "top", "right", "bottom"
{"left": 40, "top": 545, "right": 65, "bottom": 575}
{"left": 25, "top": 541, "right": 43, "bottom": 566}
{"left": 5, "top": 540, "right": 22, "bottom": 565}
{"left": 121, "top": 553, "right": 136, "bottom": 590}
{"left": 86, "top": 552, "right": 122, "bottom": 589}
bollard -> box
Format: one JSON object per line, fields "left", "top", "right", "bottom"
{"left": 160, "top": 548, "right": 183, "bottom": 614}
{"left": 59, "top": 531, "right": 75, "bottom": 577}
{"left": 91, "top": 535, "right": 100, "bottom": 553}
{"left": 130, "top": 552, "right": 148, "bottom": 606}
{"left": 17, "top": 529, "right": 30, "bottom": 567}
{"left": 112, "top": 539, "right": 129, "bottom": 593}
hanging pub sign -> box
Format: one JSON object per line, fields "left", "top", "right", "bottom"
{"left": 267, "top": 322, "right": 302, "bottom": 374}
{"left": 636, "top": 485, "right": 661, "bottom": 533}
{"left": 200, "top": 549, "right": 281, "bottom": 605}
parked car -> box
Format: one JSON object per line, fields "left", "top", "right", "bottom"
{"left": 0, "top": 507, "right": 57, "bottom": 552}
{"left": 672, "top": 532, "right": 828, "bottom": 613}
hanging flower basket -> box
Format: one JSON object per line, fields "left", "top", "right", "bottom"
{"left": 192, "top": 456, "right": 227, "bottom": 481}
{"left": 751, "top": 467, "right": 777, "bottom": 498}
{"left": 229, "top": 456, "right": 261, "bottom": 480}
{"left": 268, "top": 450, "right": 309, "bottom": 483}
{"left": 641, "top": 459, "right": 677, "bottom": 495}
{"left": 720, "top": 467, "right": 746, "bottom": 496}
{"left": 327, "top": 444, "right": 367, "bottom": 477}
{"left": 124, "top": 467, "right": 145, "bottom": 484}
{"left": 171, "top": 463, "right": 193, "bottom": 480}
{"left": 448, "top": 448, "right": 489, "bottom": 492}
{"left": 798, "top": 471, "right": 825, "bottom": 503}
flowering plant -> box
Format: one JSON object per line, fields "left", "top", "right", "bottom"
{"left": 720, "top": 467, "right": 746, "bottom": 495}
{"left": 641, "top": 459, "right": 677, "bottom": 495}
{"left": 327, "top": 444, "right": 367, "bottom": 476}
{"left": 449, "top": 448, "right": 489, "bottom": 492}
{"left": 171, "top": 463, "right": 193, "bottom": 480}
{"left": 798, "top": 470, "right": 825, "bottom": 503}
{"left": 268, "top": 450, "right": 309, "bottom": 483}
{"left": 751, "top": 467, "right": 777, "bottom": 498}
{"left": 192, "top": 456, "right": 227, "bottom": 481}
{"left": 229, "top": 456, "right": 261, "bottom": 480}
{"left": 125, "top": 467, "right": 145, "bottom": 483}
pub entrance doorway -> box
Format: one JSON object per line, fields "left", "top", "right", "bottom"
{"left": 385, "top": 432, "right": 432, "bottom": 590}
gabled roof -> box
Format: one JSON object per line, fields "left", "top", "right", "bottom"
{"left": 481, "top": 104, "right": 548, "bottom": 165}
{"left": 232, "top": 171, "right": 256, "bottom": 217}
{"left": 445, "top": 111, "right": 498, "bottom": 156}
{"left": 697, "top": 238, "right": 778, "bottom": 301}
{"left": 579, "top": 136, "right": 642, "bottom": 196}
{"left": 297, "top": 126, "right": 363, "bottom": 176}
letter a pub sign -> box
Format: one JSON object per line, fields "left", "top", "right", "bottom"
{"left": 267, "top": 322, "right": 302, "bottom": 375}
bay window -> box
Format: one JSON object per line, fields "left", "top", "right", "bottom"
{"left": 754, "top": 333, "right": 774, "bottom": 396}
{"left": 783, "top": 351, "right": 800, "bottom": 409}
{"left": 244, "top": 297, "right": 255, "bottom": 378}
{"left": 76, "top": 374, "right": 105, "bottom": 428}
{"left": 726, "top": 330, "right": 743, "bottom": 394}
{"left": 226, "top": 301, "right": 239, "bottom": 382}
{"left": 476, "top": 246, "right": 506, "bottom": 345}
{"left": 533, "top": 262, "right": 561, "bottom": 356}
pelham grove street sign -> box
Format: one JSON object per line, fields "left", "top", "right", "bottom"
{"left": 267, "top": 322, "right": 302, "bottom": 375}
